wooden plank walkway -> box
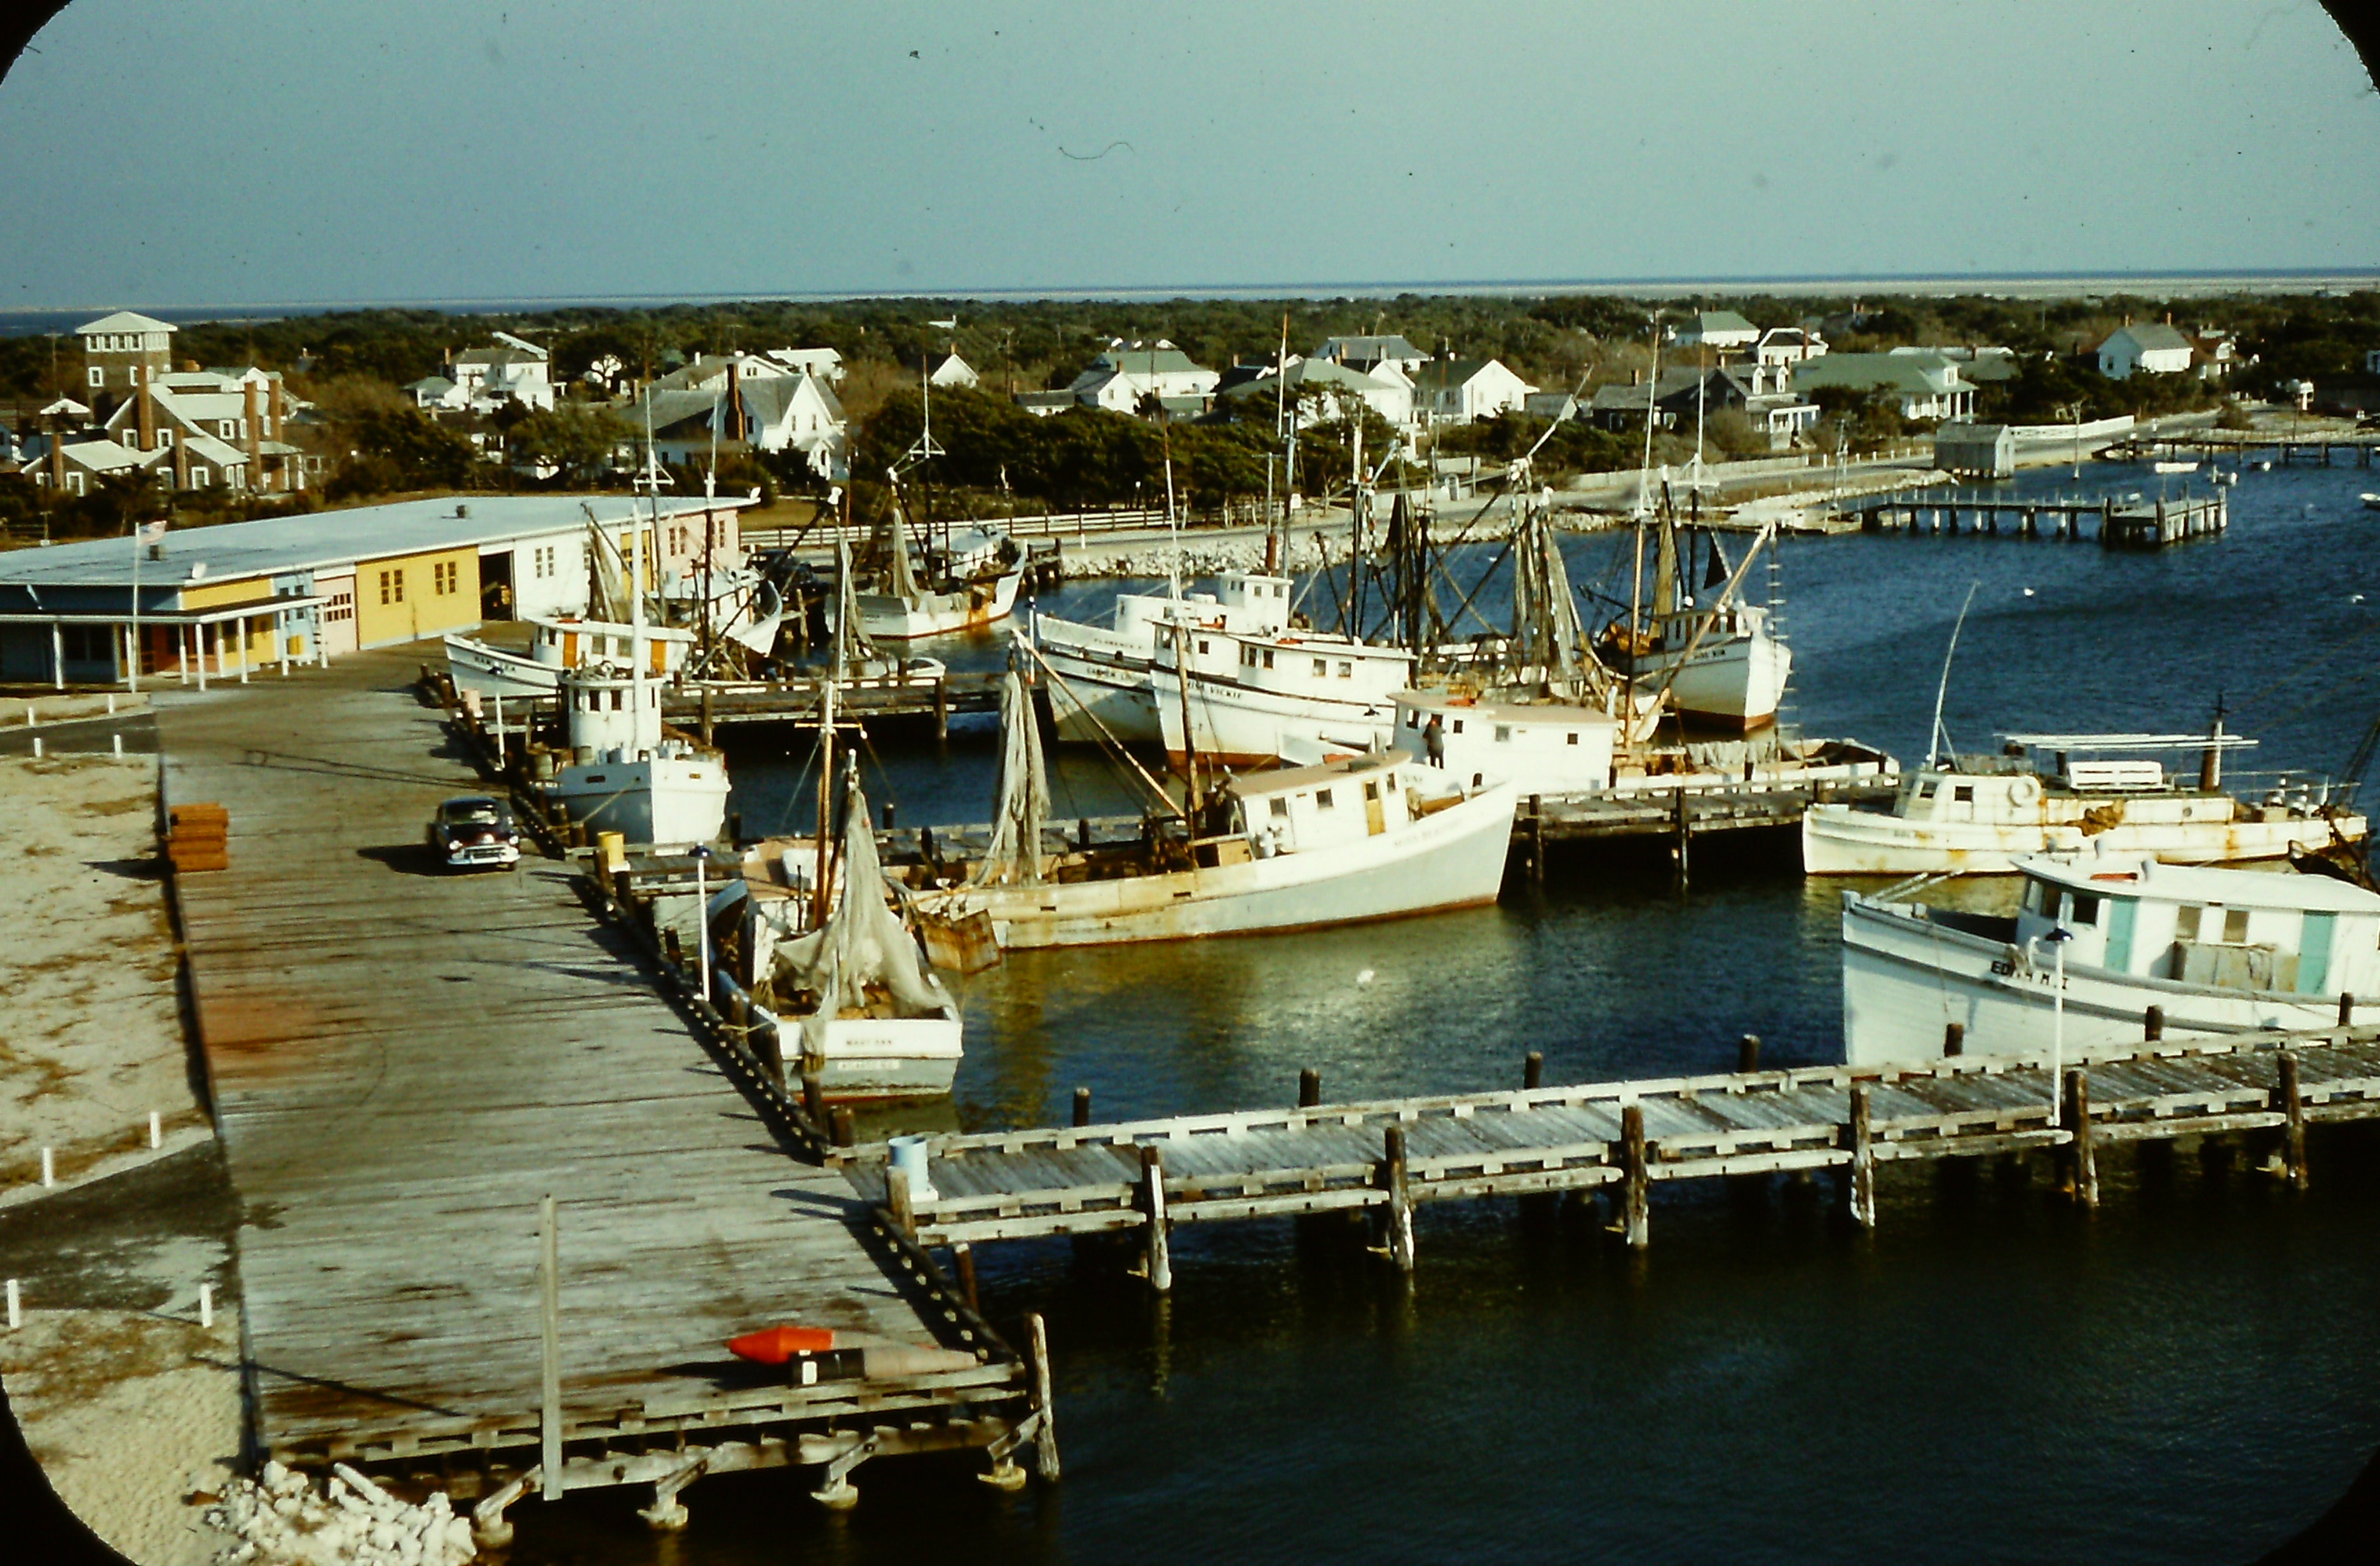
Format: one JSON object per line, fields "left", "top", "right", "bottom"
{"left": 840, "top": 1024, "right": 2380, "bottom": 1263}
{"left": 157, "top": 649, "right": 1030, "bottom": 1509}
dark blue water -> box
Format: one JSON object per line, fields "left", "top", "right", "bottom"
{"left": 516, "top": 459, "right": 2380, "bottom": 1564}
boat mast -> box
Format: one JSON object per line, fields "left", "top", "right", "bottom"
{"left": 815, "top": 541, "right": 850, "bottom": 931}
{"left": 1927, "top": 581, "right": 1981, "bottom": 766}
{"left": 1170, "top": 618, "right": 1201, "bottom": 819}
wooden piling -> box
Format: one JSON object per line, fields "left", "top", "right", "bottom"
{"left": 954, "top": 1243, "right": 979, "bottom": 1313}
{"left": 1943, "top": 1021, "right": 1964, "bottom": 1058}
{"left": 801, "top": 1073, "right": 826, "bottom": 1127}
{"left": 1528, "top": 794, "right": 1545, "bottom": 887}
{"left": 1381, "top": 1125, "right": 1414, "bottom": 1272}
{"left": 2065, "top": 1069, "right": 2098, "bottom": 1208}
{"left": 1847, "top": 1085, "right": 1876, "bottom": 1229}
{"left": 1072, "top": 1087, "right": 1092, "bottom": 1127}
{"left": 2341, "top": 993, "right": 2357, "bottom": 1028}
{"left": 538, "top": 1195, "right": 562, "bottom": 1502}
{"left": 1620, "top": 1104, "right": 1649, "bottom": 1248}
{"left": 1672, "top": 786, "right": 1690, "bottom": 887}
{"left": 829, "top": 1106, "right": 855, "bottom": 1148}
{"left": 1025, "top": 1312, "right": 1061, "bottom": 1483}
{"left": 1140, "top": 1147, "right": 1172, "bottom": 1292}
{"left": 2144, "top": 1005, "right": 2164, "bottom": 1043}
{"left": 933, "top": 677, "right": 949, "bottom": 743}
{"left": 887, "top": 1165, "right": 915, "bottom": 1237}
{"left": 699, "top": 687, "right": 715, "bottom": 746}
{"left": 2276, "top": 1051, "right": 2309, "bottom": 1191}
{"left": 1524, "top": 1051, "right": 1545, "bottom": 1091}
{"left": 1299, "top": 1068, "right": 1322, "bottom": 1110}
{"left": 1739, "top": 1033, "right": 1761, "bottom": 1073}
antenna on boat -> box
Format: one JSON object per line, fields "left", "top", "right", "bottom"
{"left": 1928, "top": 581, "right": 1981, "bottom": 767}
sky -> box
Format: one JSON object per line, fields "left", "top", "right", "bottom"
{"left": 2, "top": 1, "right": 2377, "bottom": 311}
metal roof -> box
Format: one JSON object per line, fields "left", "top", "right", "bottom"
{"left": 76, "top": 310, "right": 177, "bottom": 336}
{"left": 0, "top": 493, "right": 754, "bottom": 593}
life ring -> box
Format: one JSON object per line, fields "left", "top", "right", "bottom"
{"left": 2006, "top": 775, "right": 2041, "bottom": 808}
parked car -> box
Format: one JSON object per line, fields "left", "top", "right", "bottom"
{"left": 427, "top": 796, "right": 521, "bottom": 869}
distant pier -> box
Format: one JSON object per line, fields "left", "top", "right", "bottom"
{"left": 1850, "top": 490, "right": 2227, "bottom": 548}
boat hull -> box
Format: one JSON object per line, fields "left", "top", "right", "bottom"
{"left": 1842, "top": 894, "right": 2347, "bottom": 1066}
{"left": 1629, "top": 630, "right": 1790, "bottom": 729}
{"left": 444, "top": 636, "right": 561, "bottom": 700}
{"left": 852, "top": 569, "right": 1023, "bottom": 641}
{"left": 1803, "top": 805, "right": 2362, "bottom": 875}
{"left": 1153, "top": 669, "right": 1400, "bottom": 768}
{"left": 808, "top": 1013, "right": 963, "bottom": 1101}
{"left": 1039, "top": 633, "right": 1163, "bottom": 744}
{"left": 545, "top": 755, "right": 731, "bottom": 848}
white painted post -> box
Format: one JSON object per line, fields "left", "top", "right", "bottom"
{"left": 22, "top": 703, "right": 31, "bottom": 726}
{"left": 113, "top": 733, "right": 123, "bottom": 757}
{"left": 540, "top": 1194, "right": 562, "bottom": 1501}
{"left": 107, "top": 693, "right": 116, "bottom": 714}
{"left": 30, "top": 737, "right": 41, "bottom": 759}
{"left": 149, "top": 1111, "right": 162, "bottom": 1149}
{"left": 198, "top": 1284, "right": 213, "bottom": 1328}
{"left": 40, "top": 1147, "right": 54, "bottom": 1187}
{"left": 237, "top": 616, "right": 250, "bottom": 684}
{"left": 5, "top": 1279, "right": 17, "bottom": 1330}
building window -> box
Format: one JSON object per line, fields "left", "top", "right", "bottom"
{"left": 379, "top": 568, "right": 405, "bottom": 604}
{"left": 1316, "top": 788, "right": 1335, "bottom": 810}
{"left": 1337, "top": 661, "right": 1352, "bottom": 678}
{"left": 88, "top": 366, "right": 104, "bottom": 388}
{"left": 1566, "top": 732, "right": 1579, "bottom": 746}
{"left": 325, "top": 590, "right": 353, "bottom": 623}
{"left": 432, "top": 561, "right": 456, "bottom": 596}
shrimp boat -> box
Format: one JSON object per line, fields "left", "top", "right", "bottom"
{"left": 837, "top": 521, "right": 1024, "bottom": 641}
{"left": 1035, "top": 571, "right": 1296, "bottom": 745}
{"left": 1802, "top": 728, "right": 2363, "bottom": 875}
{"left": 1840, "top": 852, "right": 2380, "bottom": 1066}
{"left": 444, "top": 615, "right": 695, "bottom": 699}
{"left": 906, "top": 660, "right": 1516, "bottom": 948}
{"left": 1596, "top": 501, "right": 1791, "bottom": 730}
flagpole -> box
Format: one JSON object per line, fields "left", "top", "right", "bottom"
{"left": 128, "top": 521, "right": 141, "bottom": 694}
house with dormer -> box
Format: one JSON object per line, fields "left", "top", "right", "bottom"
{"left": 96, "top": 365, "right": 310, "bottom": 493}
{"left": 1067, "top": 341, "right": 1221, "bottom": 416}
{"left": 446, "top": 332, "right": 557, "bottom": 412}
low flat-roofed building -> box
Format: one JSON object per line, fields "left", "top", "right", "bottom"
{"left": 0, "top": 492, "right": 751, "bottom": 688}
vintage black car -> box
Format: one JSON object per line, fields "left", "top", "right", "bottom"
{"left": 426, "top": 796, "right": 521, "bottom": 869}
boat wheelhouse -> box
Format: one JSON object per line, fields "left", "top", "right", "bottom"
{"left": 1840, "top": 854, "right": 2380, "bottom": 1065}
{"left": 1151, "top": 624, "right": 1416, "bottom": 767}
{"left": 1037, "top": 572, "right": 1294, "bottom": 745}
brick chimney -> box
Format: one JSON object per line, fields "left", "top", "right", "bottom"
{"left": 725, "top": 360, "right": 745, "bottom": 442}
{"left": 243, "top": 379, "right": 264, "bottom": 491}
{"left": 172, "top": 424, "right": 189, "bottom": 490}
{"left": 137, "top": 365, "right": 157, "bottom": 452}
{"left": 48, "top": 419, "right": 66, "bottom": 489}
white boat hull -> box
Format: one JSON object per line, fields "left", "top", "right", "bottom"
{"left": 444, "top": 636, "right": 561, "bottom": 700}
{"left": 1153, "top": 669, "right": 1400, "bottom": 768}
{"left": 545, "top": 754, "right": 731, "bottom": 848}
{"left": 1803, "top": 805, "right": 2358, "bottom": 875}
{"left": 957, "top": 782, "right": 1516, "bottom": 947}
{"left": 1039, "top": 634, "right": 1163, "bottom": 745}
{"left": 1842, "top": 894, "right": 2348, "bottom": 1066}
{"left": 1630, "top": 629, "right": 1790, "bottom": 729}
{"left": 809, "top": 1013, "right": 963, "bottom": 1100}
{"left": 850, "top": 568, "right": 1023, "bottom": 641}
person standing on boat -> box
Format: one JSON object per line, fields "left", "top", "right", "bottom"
{"left": 1423, "top": 712, "right": 1446, "bottom": 767}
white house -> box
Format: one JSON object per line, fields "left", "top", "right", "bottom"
{"left": 1792, "top": 351, "right": 1976, "bottom": 422}
{"left": 1221, "top": 356, "right": 1412, "bottom": 430}
{"left": 1754, "top": 326, "right": 1826, "bottom": 369}
{"left": 912, "top": 350, "right": 978, "bottom": 390}
{"left": 1313, "top": 334, "right": 1430, "bottom": 378}
{"left": 448, "top": 332, "right": 557, "bottom": 412}
{"left": 763, "top": 347, "right": 844, "bottom": 382}
{"left": 1671, "top": 311, "right": 1760, "bottom": 353}
{"left": 631, "top": 363, "right": 846, "bottom": 477}
{"left": 1067, "top": 341, "right": 1221, "bottom": 415}
{"left": 2096, "top": 323, "right": 2194, "bottom": 380}
{"left": 1410, "top": 358, "right": 1536, "bottom": 425}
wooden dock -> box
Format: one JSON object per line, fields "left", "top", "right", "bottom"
{"left": 662, "top": 669, "right": 1004, "bottom": 740}
{"left": 1849, "top": 491, "right": 2227, "bottom": 548}
{"left": 159, "top": 650, "right": 1044, "bottom": 1532}
{"left": 837, "top": 1016, "right": 2379, "bottom": 1276}
{"left": 2116, "top": 429, "right": 2380, "bottom": 468}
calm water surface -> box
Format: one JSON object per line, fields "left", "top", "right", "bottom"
{"left": 517, "top": 460, "right": 2380, "bottom": 1564}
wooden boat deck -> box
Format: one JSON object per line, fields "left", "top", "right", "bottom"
{"left": 157, "top": 649, "right": 1025, "bottom": 1493}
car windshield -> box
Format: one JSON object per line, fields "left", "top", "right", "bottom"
{"left": 440, "top": 799, "right": 508, "bottom": 826}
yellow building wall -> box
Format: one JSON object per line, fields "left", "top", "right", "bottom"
{"left": 353, "top": 548, "right": 482, "bottom": 648}
{"left": 179, "top": 575, "right": 289, "bottom": 657}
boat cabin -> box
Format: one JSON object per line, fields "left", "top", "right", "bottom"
{"left": 1109, "top": 571, "right": 1292, "bottom": 648}
{"left": 1893, "top": 729, "right": 2264, "bottom": 827}
{"left": 1168, "top": 625, "right": 1414, "bottom": 702}
{"left": 1392, "top": 689, "right": 1618, "bottom": 795}
{"left": 530, "top": 616, "right": 692, "bottom": 677}
{"left": 1226, "top": 752, "right": 1432, "bottom": 855}
{"left": 2013, "top": 855, "right": 2380, "bottom": 997}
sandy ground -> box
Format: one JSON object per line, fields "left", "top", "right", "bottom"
{"left": 0, "top": 754, "right": 205, "bottom": 1190}
{"left": 3, "top": 1307, "right": 243, "bottom": 1565}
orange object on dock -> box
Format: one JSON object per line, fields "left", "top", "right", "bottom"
{"left": 726, "top": 1325, "right": 838, "bottom": 1363}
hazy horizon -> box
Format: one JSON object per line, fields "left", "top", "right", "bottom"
{"left": 4, "top": 3, "right": 2377, "bottom": 313}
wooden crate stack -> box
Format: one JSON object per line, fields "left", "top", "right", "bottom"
{"left": 167, "top": 803, "right": 229, "bottom": 874}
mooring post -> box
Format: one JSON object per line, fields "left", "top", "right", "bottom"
{"left": 887, "top": 1165, "right": 915, "bottom": 1237}
{"left": 1077, "top": 816, "right": 1093, "bottom": 852}
{"left": 1620, "top": 1104, "right": 1650, "bottom": 1248}
{"left": 1025, "top": 1312, "right": 1062, "bottom": 1482}
{"left": 1140, "top": 1146, "right": 1172, "bottom": 1293}
{"left": 1942, "top": 1021, "right": 1964, "bottom": 1058}
{"left": 699, "top": 686, "right": 715, "bottom": 746}
{"left": 1672, "top": 785, "right": 1690, "bottom": 887}
{"left": 2144, "top": 1005, "right": 2165, "bottom": 1043}
{"left": 2341, "top": 993, "right": 2357, "bottom": 1029}
{"left": 1528, "top": 794, "right": 1545, "bottom": 887}
{"left": 954, "top": 1243, "right": 980, "bottom": 1313}
{"left": 757, "top": 1018, "right": 786, "bottom": 1086}
{"left": 1524, "top": 1051, "right": 1545, "bottom": 1091}
{"left": 538, "top": 1194, "right": 563, "bottom": 1502}
{"left": 1298, "top": 1068, "right": 1322, "bottom": 1110}
{"left": 933, "top": 677, "right": 949, "bottom": 743}
{"left": 830, "top": 1106, "right": 855, "bottom": 1148}
{"left": 1739, "top": 1033, "right": 1761, "bottom": 1074}
{"left": 800, "top": 1072, "right": 826, "bottom": 1127}
{"left": 1072, "top": 1087, "right": 1092, "bottom": 1127}
{"left": 1381, "top": 1124, "right": 1414, "bottom": 1272}
{"left": 2276, "top": 1051, "right": 2309, "bottom": 1191}
{"left": 2065, "top": 1068, "right": 2098, "bottom": 1208}
{"left": 1847, "top": 1085, "right": 1876, "bottom": 1230}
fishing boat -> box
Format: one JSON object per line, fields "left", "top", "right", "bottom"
{"left": 1840, "top": 852, "right": 2380, "bottom": 1065}
{"left": 444, "top": 615, "right": 695, "bottom": 699}
{"left": 907, "top": 662, "right": 1517, "bottom": 948}
{"left": 1151, "top": 625, "right": 1415, "bottom": 767}
{"left": 2360, "top": 492, "right": 2380, "bottom": 511}
{"left": 1036, "top": 571, "right": 1295, "bottom": 745}
{"left": 1803, "top": 728, "right": 2362, "bottom": 875}
{"left": 1595, "top": 495, "right": 1792, "bottom": 730}
{"left": 2152, "top": 460, "right": 2199, "bottom": 475}
{"left": 742, "top": 777, "right": 963, "bottom": 1100}
{"left": 838, "top": 520, "right": 1025, "bottom": 641}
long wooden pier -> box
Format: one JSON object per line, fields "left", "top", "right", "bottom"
{"left": 2116, "top": 429, "right": 2380, "bottom": 467}
{"left": 837, "top": 1016, "right": 2379, "bottom": 1278}
{"left": 161, "top": 650, "right": 1046, "bottom": 1535}
{"left": 1851, "top": 491, "right": 2227, "bottom": 548}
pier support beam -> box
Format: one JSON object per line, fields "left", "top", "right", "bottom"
{"left": 810, "top": 1433, "right": 879, "bottom": 1510}
{"left": 2276, "top": 1051, "right": 2309, "bottom": 1192}
{"left": 1140, "top": 1147, "right": 1172, "bottom": 1293}
{"left": 637, "top": 1458, "right": 704, "bottom": 1531}
{"left": 2064, "top": 1069, "right": 2098, "bottom": 1208}
{"left": 1846, "top": 1085, "right": 1876, "bottom": 1229}
{"left": 1620, "top": 1105, "right": 1650, "bottom": 1248}
{"left": 1026, "top": 1312, "right": 1062, "bottom": 1483}
{"left": 471, "top": 1473, "right": 532, "bottom": 1549}
{"left": 1378, "top": 1124, "right": 1414, "bottom": 1272}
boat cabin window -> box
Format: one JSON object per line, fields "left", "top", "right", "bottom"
{"left": 1269, "top": 798, "right": 1289, "bottom": 819}
{"left": 2175, "top": 904, "right": 2205, "bottom": 942}
{"left": 1198, "top": 639, "right": 1210, "bottom": 655}
{"left": 2021, "top": 879, "right": 2052, "bottom": 915}
{"left": 1567, "top": 732, "right": 1580, "bottom": 746}
{"left": 1316, "top": 788, "right": 1336, "bottom": 811}
{"left": 1495, "top": 725, "right": 1512, "bottom": 743}
{"left": 1451, "top": 719, "right": 1464, "bottom": 734}
{"left": 1263, "top": 649, "right": 1275, "bottom": 669}
{"left": 2223, "top": 908, "right": 2250, "bottom": 944}
{"left": 1364, "top": 781, "right": 1380, "bottom": 801}
{"left": 2069, "top": 892, "right": 2101, "bottom": 926}
{"left": 1952, "top": 784, "right": 1974, "bottom": 803}
{"left": 1313, "top": 658, "right": 1329, "bottom": 677}
{"left": 1338, "top": 661, "right": 1353, "bottom": 678}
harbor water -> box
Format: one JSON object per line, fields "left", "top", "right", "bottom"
{"left": 522, "top": 460, "right": 2380, "bottom": 1563}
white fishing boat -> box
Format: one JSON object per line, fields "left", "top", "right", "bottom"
{"left": 743, "top": 780, "right": 963, "bottom": 1101}
{"left": 2360, "top": 492, "right": 2380, "bottom": 512}
{"left": 1151, "top": 626, "right": 1416, "bottom": 767}
{"left": 842, "top": 521, "right": 1025, "bottom": 641}
{"left": 1840, "top": 852, "right": 2380, "bottom": 1066}
{"left": 1802, "top": 730, "right": 2363, "bottom": 875}
{"left": 2152, "top": 460, "right": 2199, "bottom": 475}
{"left": 909, "top": 665, "right": 1516, "bottom": 948}
{"left": 1597, "top": 517, "right": 1792, "bottom": 730}
{"left": 444, "top": 615, "right": 695, "bottom": 699}
{"left": 1036, "top": 571, "right": 1294, "bottom": 745}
